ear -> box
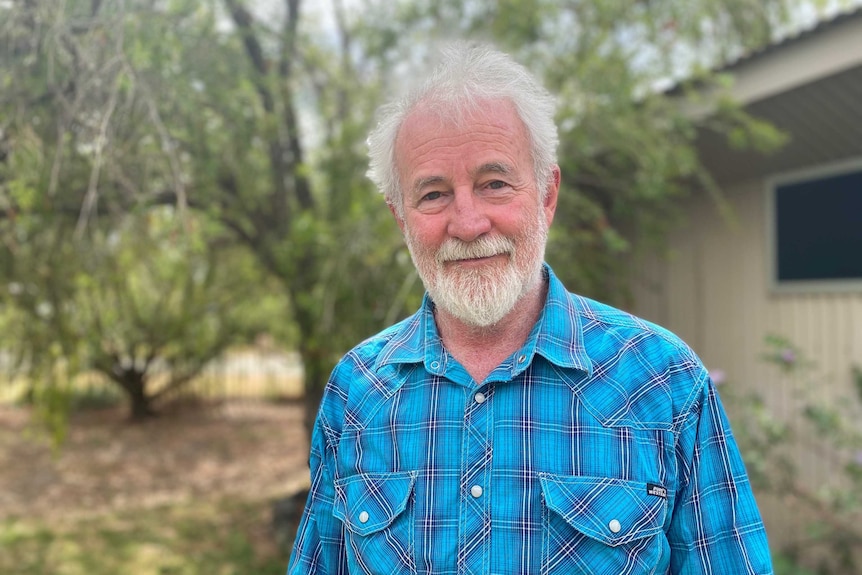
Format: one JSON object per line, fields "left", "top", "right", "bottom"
{"left": 388, "top": 202, "right": 406, "bottom": 233}
{"left": 542, "top": 165, "right": 560, "bottom": 226}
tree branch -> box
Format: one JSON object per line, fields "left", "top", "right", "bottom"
{"left": 223, "top": 0, "right": 274, "bottom": 112}
{"left": 280, "top": 0, "right": 313, "bottom": 211}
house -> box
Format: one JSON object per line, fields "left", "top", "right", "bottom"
{"left": 632, "top": 7, "right": 862, "bottom": 552}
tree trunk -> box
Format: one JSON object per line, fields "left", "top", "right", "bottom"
{"left": 298, "top": 342, "right": 332, "bottom": 440}
{"left": 119, "top": 372, "right": 157, "bottom": 421}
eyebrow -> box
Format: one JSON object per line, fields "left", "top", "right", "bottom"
{"left": 410, "top": 175, "right": 447, "bottom": 197}
{"left": 408, "top": 162, "right": 516, "bottom": 197}
{"left": 473, "top": 162, "right": 514, "bottom": 177}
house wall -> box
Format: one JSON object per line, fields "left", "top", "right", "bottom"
{"left": 631, "top": 177, "right": 862, "bottom": 550}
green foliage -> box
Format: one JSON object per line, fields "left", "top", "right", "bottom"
{"left": 723, "top": 336, "right": 862, "bottom": 574}
{"left": 771, "top": 554, "right": 819, "bottom": 575}
{"left": 0, "top": 207, "right": 292, "bottom": 424}
{"left": 64, "top": 385, "right": 125, "bottom": 412}
{"left": 0, "top": 0, "right": 298, "bottom": 427}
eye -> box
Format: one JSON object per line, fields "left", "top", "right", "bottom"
{"left": 486, "top": 180, "right": 509, "bottom": 190}
{"left": 421, "top": 191, "right": 444, "bottom": 202}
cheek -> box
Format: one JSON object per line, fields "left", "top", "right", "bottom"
{"left": 494, "top": 210, "right": 535, "bottom": 239}
{"left": 404, "top": 217, "right": 447, "bottom": 247}
{"left": 403, "top": 225, "right": 438, "bottom": 264}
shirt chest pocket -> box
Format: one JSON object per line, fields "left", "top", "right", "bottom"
{"left": 333, "top": 471, "right": 417, "bottom": 575}
{"left": 539, "top": 474, "right": 670, "bottom": 575}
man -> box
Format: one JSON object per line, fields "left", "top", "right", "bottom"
{"left": 288, "top": 43, "right": 773, "bottom": 575}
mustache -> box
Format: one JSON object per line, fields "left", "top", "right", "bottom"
{"left": 435, "top": 235, "right": 515, "bottom": 264}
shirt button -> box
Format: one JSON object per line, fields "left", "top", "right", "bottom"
{"left": 517, "top": 354, "right": 527, "bottom": 363}
{"left": 430, "top": 361, "right": 440, "bottom": 369}
{"left": 474, "top": 392, "right": 486, "bottom": 404}
{"left": 359, "top": 511, "right": 369, "bottom": 523}
{"left": 608, "top": 519, "right": 621, "bottom": 533}
{"left": 470, "top": 485, "right": 483, "bottom": 498}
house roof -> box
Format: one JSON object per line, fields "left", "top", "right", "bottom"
{"left": 696, "top": 6, "right": 862, "bottom": 186}
{"left": 720, "top": 5, "right": 862, "bottom": 74}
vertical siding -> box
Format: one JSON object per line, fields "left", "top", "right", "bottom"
{"left": 631, "top": 179, "right": 862, "bottom": 549}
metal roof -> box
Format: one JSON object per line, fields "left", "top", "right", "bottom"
{"left": 695, "top": 6, "right": 862, "bottom": 186}
{"left": 719, "top": 5, "right": 862, "bottom": 73}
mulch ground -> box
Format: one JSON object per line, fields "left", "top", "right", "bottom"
{"left": 0, "top": 400, "right": 311, "bottom": 522}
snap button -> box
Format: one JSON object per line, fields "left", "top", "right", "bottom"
{"left": 430, "top": 361, "right": 440, "bottom": 369}
{"left": 518, "top": 355, "right": 526, "bottom": 363}
{"left": 608, "top": 519, "right": 621, "bottom": 533}
{"left": 474, "top": 392, "right": 486, "bottom": 404}
{"left": 359, "top": 511, "right": 369, "bottom": 523}
{"left": 470, "top": 485, "right": 483, "bottom": 498}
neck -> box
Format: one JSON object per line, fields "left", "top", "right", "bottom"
{"left": 434, "top": 275, "right": 548, "bottom": 382}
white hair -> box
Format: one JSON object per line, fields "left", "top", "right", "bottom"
{"left": 366, "top": 42, "right": 559, "bottom": 217}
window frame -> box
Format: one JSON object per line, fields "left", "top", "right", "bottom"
{"left": 766, "top": 157, "right": 862, "bottom": 294}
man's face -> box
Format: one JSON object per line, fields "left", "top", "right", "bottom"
{"left": 393, "top": 99, "right": 559, "bottom": 327}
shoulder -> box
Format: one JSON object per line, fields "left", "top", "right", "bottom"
{"left": 544, "top": 265, "right": 700, "bottom": 371}
{"left": 336, "top": 310, "right": 421, "bottom": 377}
{"left": 572, "top": 293, "right": 700, "bottom": 365}
{"left": 316, "top": 311, "right": 422, "bottom": 436}
{"left": 566, "top": 292, "right": 709, "bottom": 429}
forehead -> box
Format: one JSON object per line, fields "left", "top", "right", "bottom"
{"left": 394, "top": 99, "right": 531, "bottom": 185}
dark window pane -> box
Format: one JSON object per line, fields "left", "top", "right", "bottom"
{"left": 775, "top": 170, "right": 862, "bottom": 282}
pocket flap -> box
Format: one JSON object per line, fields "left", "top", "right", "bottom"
{"left": 333, "top": 471, "right": 417, "bottom": 536}
{"left": 539, "top": 474, "right": 667, "bottom": 546}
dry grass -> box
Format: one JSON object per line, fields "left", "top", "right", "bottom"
{"left": 0, "top": 400, "right": 309, "bottom": 521}
{"left": 0, "top": 399, "right": 310, "bottom": 574}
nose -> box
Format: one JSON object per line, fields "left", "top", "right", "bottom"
{"left": 446, "top": 188, "right": 492, "bottom": 242}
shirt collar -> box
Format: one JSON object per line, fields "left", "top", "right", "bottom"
{"left": 530, "top": 265, "right": 593, "bottom": 375}
{"left": 374, "top": 292, "right": 443, "bottom": 373}
{"left": 375, "top": 264, "right": 593, "bottom": 378}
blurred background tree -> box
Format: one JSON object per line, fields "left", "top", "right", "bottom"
{"left": 0, "top": 0, "right": 416, "bottom": 435}
{"left": 0, "top": 0, "right": 823, "bottom": 436}
{"left": 0, "top": 206, "right": 292, "bottom": 427}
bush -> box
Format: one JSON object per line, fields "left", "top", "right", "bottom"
{"left": 718, "top": 336, "right": 862, "bottom": 574}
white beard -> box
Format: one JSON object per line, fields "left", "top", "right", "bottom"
{"left": 404, "top": 211, "right": 548, "bottom": 328}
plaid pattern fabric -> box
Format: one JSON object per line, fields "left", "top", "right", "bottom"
{"left": 288, "top": 266, "right": 773, "bottom": 575}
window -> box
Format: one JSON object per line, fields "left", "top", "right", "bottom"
{"left": 769, "top": 161, "right": 862, "bottom": 292}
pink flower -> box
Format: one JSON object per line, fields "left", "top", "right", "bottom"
{"left": 780, "top": 349, "right": 796, "bottom": 365}
{"left": 709, "top": 369, "right": 727, "bottom": 385}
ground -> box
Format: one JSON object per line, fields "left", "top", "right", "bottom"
{"left": 0, "top": 399, "right": 310, "bottom": 573}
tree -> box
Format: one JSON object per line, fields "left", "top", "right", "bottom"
{"left": 0, "top": 206, "right": 292, "bottom": 423}
{"left": 188, "top": 0, "right": 419, "bottom": 431}
{"left": 0, "top": 0, "right": 417, "bottom": 434}
{"left": 0, "top": 1, "right": 294, "bottom": 425}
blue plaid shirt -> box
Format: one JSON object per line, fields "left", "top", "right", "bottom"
{"left": 288, "top": 266, "right": 773, "bottom": 574}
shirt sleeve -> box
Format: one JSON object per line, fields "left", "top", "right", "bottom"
{"left": 668, "top": 374, "right": 774, "bottom": 574}
{"left": 286, "top": 410, "right": 347, "bottom": 575}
